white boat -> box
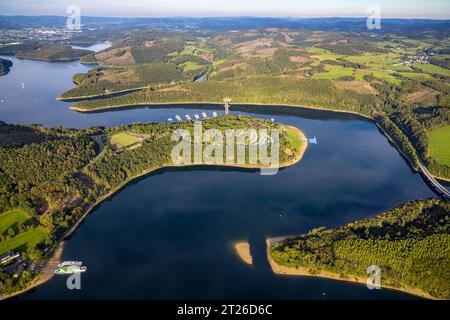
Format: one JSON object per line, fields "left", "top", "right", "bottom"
{"left": 58, "top": 261, "right": 83, "bottom": 267}
{"left": 55, "top": 265, "right": 87, "bottom": 275}
{"left": 309, "top": 137, "right": 318, "bottom": 144}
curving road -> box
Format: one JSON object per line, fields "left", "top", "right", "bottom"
{"left": 418, "top": 162, "right": 450, "bottom": 199}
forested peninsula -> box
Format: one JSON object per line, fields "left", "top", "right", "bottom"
{"left": 269, "top": 199, "right": 450, "bottom": 300}
{"left": 0, "top": 115, "right": 307, "bottom": 298}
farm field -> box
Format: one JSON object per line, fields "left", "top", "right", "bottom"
{"left": 429, "top": 125, "right": 450, "bottom": 167}
{"left": 398, "top": 72, "right": 434, "bottom": 79}
{"left": 412, "top": 63, "right": 450, "bottom": 77}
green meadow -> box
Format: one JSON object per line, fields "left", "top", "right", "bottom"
{"left": 412, "top": 63, "right": 450, "bottom": 77}
{"left": 0, "top": 228, "right": 48, "bottom": 255}
{"left": 429, "top": 125, "right": 450, "bottom": 167}
{"left": 110, "top": 131, "right": 142, "bottom": 149}
{"left": 181, "top": 61, "right": 203, "bottom": 72}
{"left": 0, "top": 209, "right": 31, "bottom": 236}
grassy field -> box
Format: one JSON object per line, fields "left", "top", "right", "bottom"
{"left": 429, "top": 125, "right": 450, "bottom": 166}
{"left": 181, "top": 61, "right": 203, "bottom": 72}
{"left": 398, "top": 72, "right": 433, "bottom": 79}
{"left": 355, "top": 69, "right": 402, "bottom": 85}
{"left": 311, "top": 65, "right": 355, "bottom": 80}
{"left": 0, "top": 209, "right": 31, "bottom": 236}
{"left": 0, "top": 228, "right": 48, "bottom": 255}
{"left": 412, "top": 63, "right": 450, "bottom": 77}
{"left": 310, "top": 62, "right": 403, "bottom": 85}
{"left": 308, "top": 49, "right": 443, "bottom": 85}
{"left": 110, "top": 132, "right": 142, "bottom": 149}
{"left": 212, "top": 59, "right": 227, "bottom": 68}
{"left": 308, "top": 47, "right": 344, "bottom": 66}
{"left": 284, "top": 126, "right": 305, "bottom": 153}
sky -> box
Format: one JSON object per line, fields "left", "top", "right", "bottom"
{"left": 0, "top": 0, "right": 449, "bottom": 19}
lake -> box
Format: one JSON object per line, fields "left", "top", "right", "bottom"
{"left": 0, "top": 48, "right": 437, "bottom": 299}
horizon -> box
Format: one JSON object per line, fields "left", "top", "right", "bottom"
{"left": 1, "top": 14, "right": 449, "bottom": 21}
{"left": 1, "top": 0, "right": 449, "bottom": 20}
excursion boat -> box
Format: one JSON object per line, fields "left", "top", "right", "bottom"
{"left": 54, "top": 265, "right": 87, "bottom": 275}
{"left": 57, "top": 261, "right": 83, "bottom": 268}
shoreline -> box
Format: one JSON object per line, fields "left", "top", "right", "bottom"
{"left": 67, "top": 99, "right": 448, "bottom": 195}
{"left": 234, "top": 242, "right": 253, "bottom": 265}
{"left": 3, "top": 242, "right": 64, "bottom": 300}
{"left": 265, "top": 237, "right": 437, "bottom": 300}
{"left": 58, "top": 86, "right": 148, "bottom": 101}
{"left": 68, "top": 100, "right": 374, "bottom": 121}
{"left": 3, "top": 125, "right": 307, "bottom": 299}
{"left": 14, "top": 55, "right": 86, "bottom": 62}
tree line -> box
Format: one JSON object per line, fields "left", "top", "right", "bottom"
{"left": 271, "top": 199, "right": 450, "bottom": 299}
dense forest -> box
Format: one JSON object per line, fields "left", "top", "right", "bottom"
{"left": 0, "top": 42, "right": 92, "bottom": 61}
{"left": 0, "top": 42, "right": 40, "bottom": 55}
{"left": 271, "top": 199, "right": 450, "bottom": 299}
{"left": 12, "top": 44, "right": 93, "bottom": 61}
{"left": 0, "top": 58, "right": 13, "bottom": 75}
{"left": 373, "top": 82, "right": 450, "bottom": 180}
{"left": 71, "top": 76, "right": 375, "bottom": 115}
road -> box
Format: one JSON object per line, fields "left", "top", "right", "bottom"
{"left": 419, "top": 162, "right": 450, "bottom": 199}
{"left": 79, "top": 134, "right": 105, "bottom": 173}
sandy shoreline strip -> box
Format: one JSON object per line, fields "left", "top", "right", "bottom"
{"left": 234, "top": 242, "right": 253, "bottom": 265}
{"left": 266, "top": 237, "right": 436, "bottom": 300}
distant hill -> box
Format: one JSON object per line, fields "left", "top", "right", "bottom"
{"left": 0, "top": 15, "right": 449, "bottom": 36}
{"left": 14, "top": 44, "right": 93, "bottom": 61}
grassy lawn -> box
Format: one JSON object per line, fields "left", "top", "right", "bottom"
{"left": 110, "top": 132, "right": 142, "bottom": 149}
{"left": 0, "top": 209, "right": 31, "bottom": 235}
{"left": 0, "top": 228, "right": 48, "bottom": 255}
{"left": 284, "top": 126, "right": 305, "bottom": 153}
{"left": 429, "top": 125, "right": 450, "bottom": 166}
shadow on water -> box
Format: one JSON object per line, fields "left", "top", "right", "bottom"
{"left": 63, "top": 165, "right": 269, "bottom": 241}
{"left": 79, "top": 102, "right": 372, "bottom": 123}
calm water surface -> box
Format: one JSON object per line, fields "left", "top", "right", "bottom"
{"left": 0, "top": 50, "right": 436, "bottom": 299}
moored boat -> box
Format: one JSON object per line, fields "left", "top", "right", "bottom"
{"left": 57, "top": 261, "right": 83, "bottom": 268}
{"left": 54, "top": 265, "right": 87, "bottom": 275}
